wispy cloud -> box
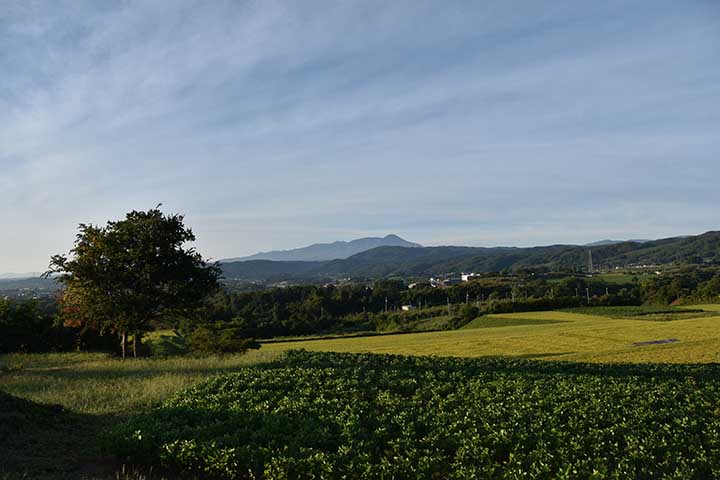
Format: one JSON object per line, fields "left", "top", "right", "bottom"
{"left": 1, "top": 0, "right": 719, "bottom": 270}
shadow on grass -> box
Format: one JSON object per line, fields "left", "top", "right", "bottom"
{"left": 506, "top": 352, "right": 575, "bottom": 360}
{"left": 0, "top": 390, "right": 138, "bottom": 480}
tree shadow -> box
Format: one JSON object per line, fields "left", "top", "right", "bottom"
{"left": 0, "top": 390, "right": 123, "bottom": 479}
{"left": 506, "top": 352, "right": 575, "bottom": 360}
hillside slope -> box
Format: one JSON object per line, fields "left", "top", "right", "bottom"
{"left": 220, "top": 231, "right": 720, "bottom": 281}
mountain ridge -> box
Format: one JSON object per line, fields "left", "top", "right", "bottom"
{"left": 221, "top": 231, "right": 720, "bottom": 281}
{"left": 584, "top": 239, "right": 652, "bottom": 247}
{"left": 0, "top": 272, "right": 42, "bottom": 280}
{"left": 221, "top": 234, "right": 421, "bottom": 262}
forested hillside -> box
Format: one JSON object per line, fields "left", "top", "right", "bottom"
{"left": 221, "top": 231, "right": 720, "bottom": 281}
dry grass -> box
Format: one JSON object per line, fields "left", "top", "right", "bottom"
{"left": 262, "top": 310, "right": 720, "bottom": 363}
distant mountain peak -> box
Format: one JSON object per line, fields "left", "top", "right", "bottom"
{"left": 584, "top": 239, "right": 652, "bottom": 247}
{"left": 0, "top": 272, "right": 42, "bottom": 280}
{"left": 222, "top": 234, "right": 421, "bottom": 263}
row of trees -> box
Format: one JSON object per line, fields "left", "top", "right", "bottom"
{"left": 0, "top": 298, "right": 116, "bottom": 353}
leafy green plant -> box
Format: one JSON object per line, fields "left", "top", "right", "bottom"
{"left": 110, "top": 350, "right": 720, "bottom": 479}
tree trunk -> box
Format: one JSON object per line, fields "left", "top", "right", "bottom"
{"left": 121, "top": 330, "right": 128, "bottom": 359}
{"left": 132, "top": 332, "right": 140, "bottom": 358}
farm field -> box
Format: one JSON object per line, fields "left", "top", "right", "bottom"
{"left": 3, "top": 305, "right": 720, "bottom": 478}
{"left": 111, "top": 350, "right": 720, "bottom": 479}
{"left": 262, "top": 308, "right": 720, "bottom": 363}
{"left": 590, "top": 273, "right": 640, "bottom": 284}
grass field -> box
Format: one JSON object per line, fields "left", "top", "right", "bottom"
{"left": 0, "top": 351, "right": 278, "bottom": 479}
{"left": 262, "top": 309, "right": 720, "bottom": 363}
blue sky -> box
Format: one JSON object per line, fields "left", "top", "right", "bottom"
{"left": 1, "top": 0, "right": 719, "bottom": 271}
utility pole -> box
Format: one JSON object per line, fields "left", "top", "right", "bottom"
{"left": 606, "top": 287, "right": 609, "bottom": 296}
{"left": 466, "top": 292, "right": 469, "bottom": 304}
{"left": 384, "top": 297, "right": 388, "bottom": 313}
{"left": 586, "top": 288, "right": 590, "bottom": 303}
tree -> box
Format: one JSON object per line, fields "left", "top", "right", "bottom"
{"left": 48, "top": 207, "right": 220, "bottom": 358}
{"left": 697, "top": 275, "right": 720, "bottom": 301}
{"left": 450, "top": 303, "right": 480, "bottom": 329}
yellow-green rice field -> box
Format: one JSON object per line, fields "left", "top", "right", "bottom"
{"left": 262, "top": 308, "right": 720, "bottom": 363}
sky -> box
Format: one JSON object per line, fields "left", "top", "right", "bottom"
{"left": 1, "top": 0, "right": 719, "bottom": 272}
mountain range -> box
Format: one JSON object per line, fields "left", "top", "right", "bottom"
{"left": 583, "top": 239, "right": 652, "bottom": 247}
{"left": 221, "top": 231, "right": 720, "bottom": 282}
{"left": 221, "top": 234, "right": 421, "bottom": 262}
{"left": 0, "top": 272, "right": 42, "bottom": 279}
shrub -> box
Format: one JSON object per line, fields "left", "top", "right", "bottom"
{"left": 449, "top": 304, "right": 480, "bottom": 329}
{"left": 188, "top": 325, "right": 260, "bottom": 355}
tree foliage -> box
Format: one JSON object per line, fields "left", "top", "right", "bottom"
{"left": 48, "top": 207, "right": 220, "bottom": 357}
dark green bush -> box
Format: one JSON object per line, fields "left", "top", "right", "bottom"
{"left": 449, "top": 304, "right": 480, "bottom": 329}
{"left": 188, "top": 325, "right": 260, "bottom": 354}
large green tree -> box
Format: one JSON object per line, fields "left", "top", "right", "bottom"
{"left": 48, "top": 207, "right": 220, "bottom": 358}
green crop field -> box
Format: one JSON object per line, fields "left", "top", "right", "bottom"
{"left": 262, "top": 308, "right": 720, "bottom": 363}
{"left": 110, "top": 350, "right": 720, "bottom": 479}
{"left": 590, "top": 273, "right": 638, "bottom": 284}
